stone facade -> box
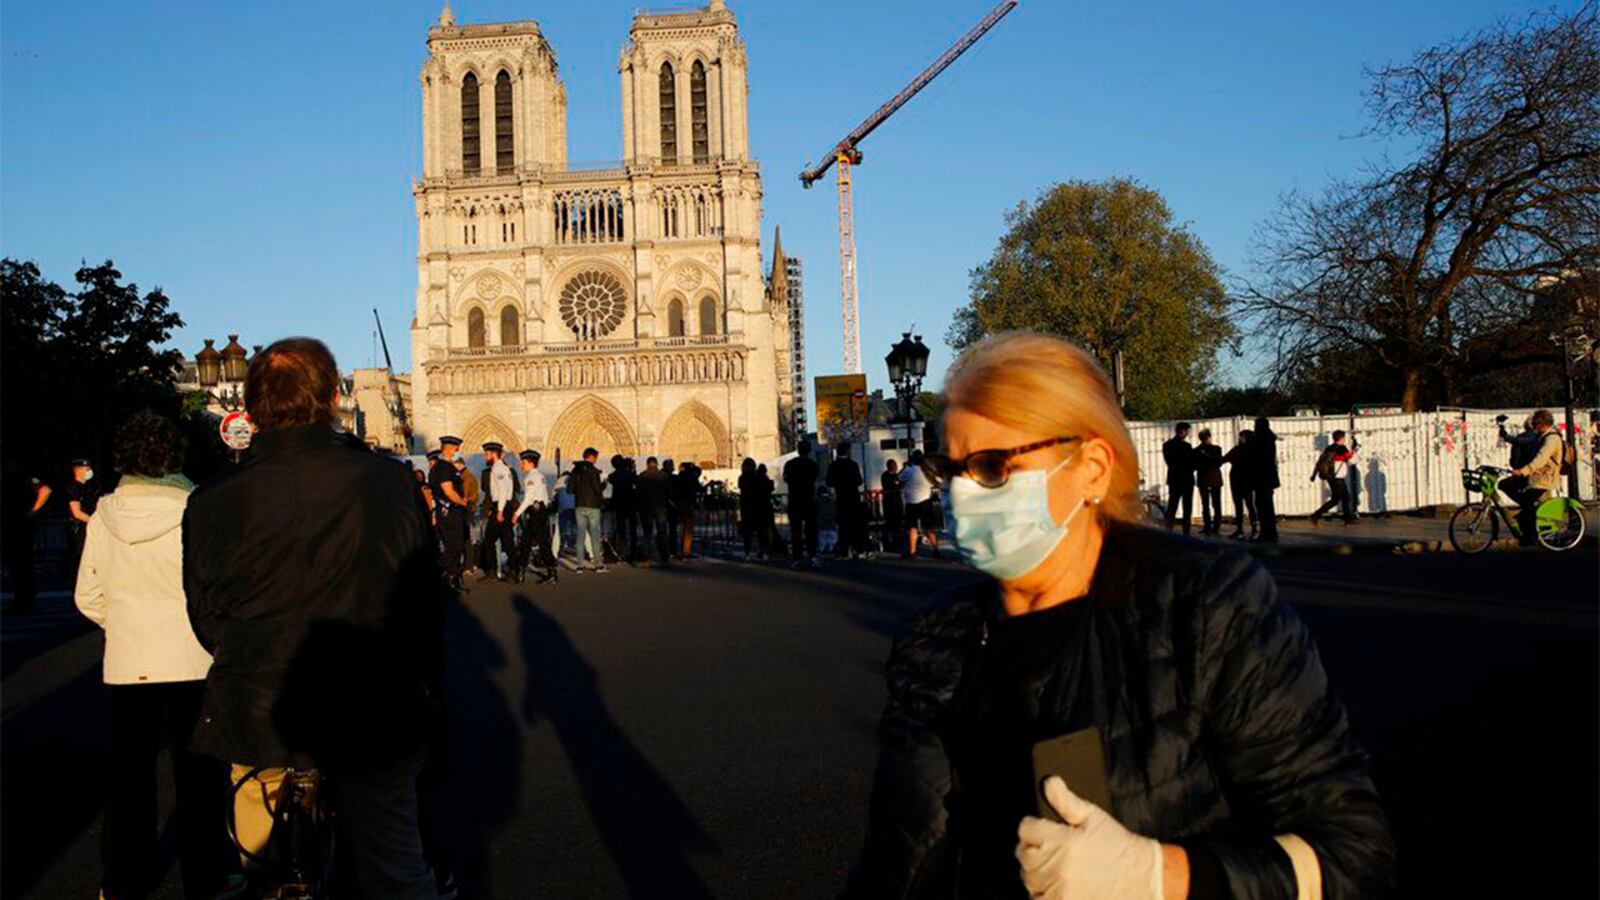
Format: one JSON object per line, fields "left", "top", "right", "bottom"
{"left": 409, "top": 1, "right": 792, "bottom": 468}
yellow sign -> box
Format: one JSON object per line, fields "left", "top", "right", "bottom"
{"left": 815, "top": 374, "right": 869, "bottom": 443}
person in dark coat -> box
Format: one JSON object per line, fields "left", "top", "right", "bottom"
{"left": 670, "top": 461, "right": 703, "bottom": 559}
{"left": 1194, "top": 428, "right": 1225, "bottom": 535}
{"left": 737, "top": 457, "right": 768, "bottom": 560}
{"left": 184, "top": 338, "right": 441, "bottom": 898}
{"left": 881, "top": 459, "right": 905, "bottom": 550}
{"left": 1249, "top": 416, "right": 1281, "bottom": 542}
{"left": 607, "top": 455, "right": 640, "bottom": 562}
{"left": 1160, "top": 423, "right": 1195, "bottom": 535}
{"left": 637, "top": 457, "right": 673, "bottom": 566}
{"left": 1222, "top": 429, "right": 1257, "bottom": 539}
{"left": 783, "top": 442, "right": 822, "bottom": 568}
{"left": 826, "top": 443, "right": 868, "bottom": 558}
{"left": 843, "top": 333, "right": 1392, "bottom": 900}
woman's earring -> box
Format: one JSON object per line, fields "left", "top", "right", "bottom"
{"left": 1087, "top": 495, "right": 1102, "bottom": 506}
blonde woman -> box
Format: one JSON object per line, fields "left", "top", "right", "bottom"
{"left": 842, "top": 333, "right": 1392, "bottom": 900}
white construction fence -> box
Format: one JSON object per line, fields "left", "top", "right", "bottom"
{"left": 1128, "top": 408, "right": 1599, "bottom": 516}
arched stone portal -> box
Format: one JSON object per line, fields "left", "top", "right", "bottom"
{"left": 460, "top": 412, "right": 523, "bottom": 454}
{"left": 545, "top": 394, "right": 639, "bottom": 464}
{"left": 658, "top": 399, "right": 730, "bottom": 469}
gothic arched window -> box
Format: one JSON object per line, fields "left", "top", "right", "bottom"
{"left": 467, "top": 308, "right": 485, "bottom": 348}
{"left": 659, "top": 63, "right": 677, "bottom": 165}
{"left": 461, "top": 72, "right": 481, "bottom": 175}
{"left": 690, "top": 61, "right": 709, "bottom": 164}
{"left": 500, "top": 307, "right": 520, "bottom": 346}
{"left": 698, "top": 297, "right": 717, "bottom": 335}
{"left": 667, "top": 298, "right": 685, "bottom": 337}
{"left": 495, "top": 71, "right": 514, "bottom": 174}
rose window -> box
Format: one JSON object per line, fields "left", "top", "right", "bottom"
{"left": 558, "top": 270, "right": 628, "bottom": 341}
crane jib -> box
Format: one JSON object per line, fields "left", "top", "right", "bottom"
{"left": 797, "top": 0, "right": 1018, "bottom": 186}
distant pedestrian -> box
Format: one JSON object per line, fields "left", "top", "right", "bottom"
{"left": 901, "top": 449, "right": 940, "bottom": 559}
{"left": 65, "top": 456, "right": 101, "bottom": 574}
{"left": 737, "top": 457, "right": 768, "bottom": 560}
{"left": 478, "top": 442, "right": 518, "bottom": 579}
{"left": 184, "top": 338, "right": 441, "bottom": 898}
{"left": 662, "top": 460, "right": 680, "bottom": 554}
{"left": 757, "top": 463, "right": 783, "bottom": 553}
{"left": 608, "top": 455, "right": 639, "bottom": 563}
{"left": 512, "top": 450, "right": 554, "bottom": 583}
{"left": 1249, "top": 416, "right": 1281, "bottom": 542}
{"left": 637, "top": 457, "right": 672, "bottom": 565}
{"left": 570, "top": 447, "right": 607, "bottom": 572}
{"left": 1310, "top": 430, "right": 1360, "bottom": 525}
{"left": 76, "top": 413, "right": 227, "bottom": 900}
{"left": 1223, "top": 430, "right": 1258, "bottom": 539}
{"left": 1161, "top": 422, "right": 1195, "bottom": 535}
{"left": 783, "top": 441, "right": 822, "bottom": 567}
{"left": 459, "top": 457, "right": 482, "bottom": 576}
{"left": 1195, "top": 428, "right": 1224, "bottom": 535}
{"left": 428, "top": 437, "right": 469, "bottom": 589}
{"left": 554, "top": 470, "right": 577, "bottom": 558}
{"left": 671, "top": 460, "right": 703, "bottom": 559}
{"left": 1497, "top": 415, "right": 1541, "bottom": 497}
{"left": 881, "top": 459, "right": 905, "bottom": 552}
{"left": 827, "top": 443, "right": 868, "bottom": 558}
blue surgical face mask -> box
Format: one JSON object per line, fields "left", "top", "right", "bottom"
{"left": 944, "top": 455, "right": 1085, "bottom": 580}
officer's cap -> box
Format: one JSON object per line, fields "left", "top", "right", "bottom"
{"left": 482, "top": 441, "right": 504, "bottom": 453}
{"left": 519, "top": 450, "right": 540, "bottom": 462}
{"left": 439, "top": 435, "right": 463, "bottom": 448}
{"left": 426, "top": 449, "right": 441, "bottom": 460}
{"left": 69, "top": 458, "right": 92, "bottom": 468}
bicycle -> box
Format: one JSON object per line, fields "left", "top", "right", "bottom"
{"left": 1448, "top": 466, "right": 1587, "bottom": 554}
{"left": 226, "top": 766, "right": 337, "bottom": 899}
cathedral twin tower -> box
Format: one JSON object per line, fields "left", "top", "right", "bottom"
{"left": 410, "top": 1, "right": 794, "bottom": 468}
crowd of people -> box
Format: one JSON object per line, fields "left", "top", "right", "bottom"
{"left": 1160, "top": 419, "right": 1284, "bottom": 541}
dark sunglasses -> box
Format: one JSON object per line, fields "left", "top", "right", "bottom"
{"left": 924, "top": 436, "right": 1080, "bottom": 489}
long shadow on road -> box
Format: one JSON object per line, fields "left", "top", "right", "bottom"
{"left": 513, "top": 594, "right": 717, "bottom": 899}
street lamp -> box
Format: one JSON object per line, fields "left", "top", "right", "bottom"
{"left": 885, "top": 332, "right": 931, "bottom": 451}
{"left": 196, "top": 337, "right": 247, "bottom": 412}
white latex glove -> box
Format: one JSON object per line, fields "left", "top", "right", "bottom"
{"left": 1016, "top": 776, "right": 1164, "bottom": 900}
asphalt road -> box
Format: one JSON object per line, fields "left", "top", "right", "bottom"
{"left": 3, "top": 545, "right": 1596, "bottom": 899}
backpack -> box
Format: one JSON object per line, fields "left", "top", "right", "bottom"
{"left": 1314, "top": 447, "right": 1338, "bottom": 481}
{"left": 1559, "top": 433, "right": 1577, "bottom": 476}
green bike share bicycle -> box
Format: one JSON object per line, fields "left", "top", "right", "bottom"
{"left": 1449, "top": 465, "right": 1587, "bottom": 553}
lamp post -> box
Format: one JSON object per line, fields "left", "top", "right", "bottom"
{"left": 885, "top": 332, "right": 931, "bottom": 452}
{"left": 1552, "top": 321, "right": 1592, "bottom": 500}
{"left": 196, "top": 336, "right": 248, "bottom": 412}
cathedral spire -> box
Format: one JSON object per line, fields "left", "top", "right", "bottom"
{"left": 438, "top": 1, "right": 455, "bottom": 27}
{"left": 770, "top": 226, "right": 786, "bottom": 281}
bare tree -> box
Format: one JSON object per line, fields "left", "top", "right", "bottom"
{"left": 1242, "top": 3, "right": 1599, "bottom": 410}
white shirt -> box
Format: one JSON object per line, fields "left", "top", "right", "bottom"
{"left": 902, "top": 463, "right": 934, "bottom": 505}
{"left": 515, "top": 467, "right": 552, "bottom": 518}
{"left": 75, "top": 479, "right": 213, "bottom": 685}
{"left": 488, "top": 458, "right": 517, "bottom": 509}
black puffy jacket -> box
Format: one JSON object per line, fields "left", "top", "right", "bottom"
{"left": 843, "top": 522, "right": 1394, "bottom": 899}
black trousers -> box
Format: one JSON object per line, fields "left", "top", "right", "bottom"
{"left": 614, "top": 506, "right": 639, "bottom": 559}
{"left": 1164, "top": 482, "right": 1194, "bottom": 534}
{"left": 836, "top": 500, "right": 868, "bottom": 553}
{"left": 789, "top": 506, "right": 820, "bottom": 559}
{"left": 1198, "top": 484, "right": 1224, "bottom": 533}
{"left": 1230, "top": 486, "right": 1257, "bottom": 535}
{"left": 103, "top": 681, "right": 229, "bottom": 900}
{"left": 479, "top": 508, "right": 513, "bottom": 575}
{"left": 1513, "top": 487, "right": 1551, "bottom": 545}
{"left": 1312, "top": 480, "right": 1355, "bottom": 522}
{"left": 1254, "top": 486, "right": 1278, "bottom": 540}
{"left": 642, "top": 508, "right": 672, "bottom": 563}
{"left": 514, "top": 505, "right": 553, "bottom": 572}
{"left": 326, "top": 750, "right": 435, "bottom": 900}
{"left": 438, "top": 507, "right": 466, "bottom": 578}
{"left": 739, "top": 506, "right": 767, "bottom": 555}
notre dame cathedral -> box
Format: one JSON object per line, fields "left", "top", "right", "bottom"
{"left": 409, "top": 1, "right": 794, "bottom": 467}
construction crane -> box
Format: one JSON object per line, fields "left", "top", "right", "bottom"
{"left": 800, "top": 0, "right": 1018, "bottom": 375}
{"left": 372, "top": 309, "right": 413, "bottom": 450}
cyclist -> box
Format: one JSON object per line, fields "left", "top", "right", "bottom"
{"left": 1507, "top": 409, "right": 1564, "bottom": 546}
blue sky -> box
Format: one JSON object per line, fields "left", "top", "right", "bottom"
{"left": 0, "top": 0, "right": 1564, "bottom": 392}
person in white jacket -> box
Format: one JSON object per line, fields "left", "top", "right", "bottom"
{"left": 74, "top": 413, "right": 227, "bottom": 899}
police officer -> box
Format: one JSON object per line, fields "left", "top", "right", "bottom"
{"left": 427, "top": 436, "right": 469, "bottom": 589}
{"left": 65, "top": 457, "right": 101, "bottom": 575}
{"left": 478, "top": 442, "right": 518, "bottom": 580}
{"left": 512, "top": 450, "right": 554, "bottom": 584}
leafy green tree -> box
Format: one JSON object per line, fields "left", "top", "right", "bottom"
{"left": 1, "top": 260, "right": 191, "bottom": 475}
{"left": 949, "top": 178, "right": 1233, "bottom": 419}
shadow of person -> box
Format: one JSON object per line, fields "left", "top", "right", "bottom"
{"left": 432, "top": 596, "right": 522, "bottom": 899}
{"left": 1365, "top": 458, "right": 1390, "bottom": 513}
{"left": 512, "top": 595, "right": 716, "bottom": 899}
